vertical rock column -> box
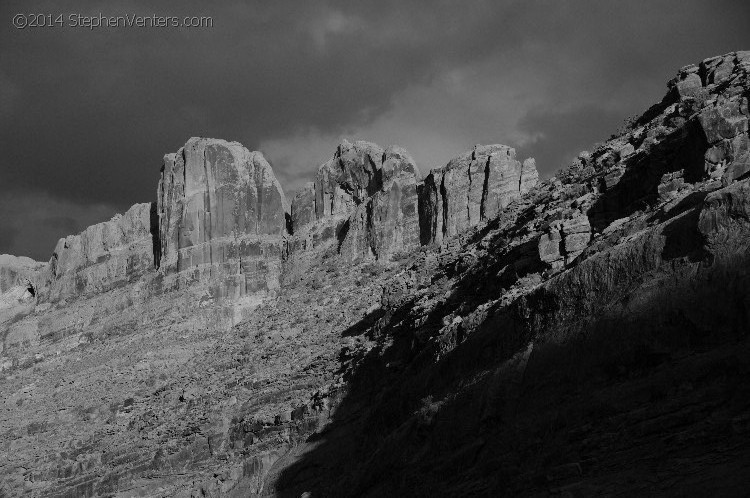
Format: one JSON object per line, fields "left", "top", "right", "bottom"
{"left": 419, "top": 144, "right": 538, "bottom": 245}
{"left": 288, "top": 140, "right": 421, "bottom": 262}
{"left": 339, "top": 145, "right": 421, "bottom": 260}
{"left": 157, "top": 137, "right": 288, "bottom": 300}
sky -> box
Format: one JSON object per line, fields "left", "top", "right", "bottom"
{"left": 1, "top": 0, "right": 749, "bottom": 260}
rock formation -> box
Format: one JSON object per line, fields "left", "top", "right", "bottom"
{"left": 157, "top": 137, "right": 288, "bottom": 300}
{"left": 288, "top": 140, "right": 421, "bottom": 262}
{"left": 38, "top": 203, "right": 156, "bottom": 302}
{"left": 3, "top": 51, "right": 750, "bottom": 498}
{"left": 418, "top": 144, "right": 538, "bottom": 245}
{"left": 581, "top": 51, "right": 750, "bottom": 233}
{"left": 0, "top": 255, "right": 44, "bottom": 322}
{"left": 0, "top": 254, "right": 43, "bottom": 296}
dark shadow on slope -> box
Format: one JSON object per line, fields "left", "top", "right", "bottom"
{"left": 341, "top": 307, "right": 385, "bottom": 338}
{"left": 274, "top": 207, "right": 541, "bottom": 495}
{"left": 275, "top": 223, "right": 750, "bottom": 496}
{"left": 336, "top": 218, "right": 350, "bottom": 253}
{"left": 653, "top": 190, "right": 709, "bottom": 224}
{"left": 273, "top": 171, "right": 750, "bottom": 496}
{"left": 273, "top": 202, "right": 555, "bottom": 496}
{"left": 661, "top": 205, "right": 710, "bottom": 262}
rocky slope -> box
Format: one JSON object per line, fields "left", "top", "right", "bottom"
{"left": 1, "top": 50, "right": 749, "bottom": 497}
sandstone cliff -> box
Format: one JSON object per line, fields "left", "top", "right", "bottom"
{"left": 158, "top": 137, "right": 288, "bottom": 300}
{"left": 38, "top": 203, "right": 156, "bottom": 303}
{"left": 418, "top": 144, "right": 538, "bottom": 245}
{"left": 288, "top": 139, "right": 421, "bottom": 263}
{"left": 0, "top": 254, "right": 44, "bottom": 296}
{"left": 0, "top": 255, "right": 45, "bottom": 326}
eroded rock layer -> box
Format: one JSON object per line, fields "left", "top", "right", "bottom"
{"left": 0, "top": 255, "right": 44, "bottom": 296}
{"left": 39, "top": 203, "right": 156, "bottom": 303}
{"left": 158, "top": 137, "right": 288, "bottom": 300}
{"left": 0, "top": 255, "right": 45, "bottom": 333}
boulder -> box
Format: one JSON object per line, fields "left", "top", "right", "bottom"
{"left": 157, "top": 137, "right": 288, "bottom": 299}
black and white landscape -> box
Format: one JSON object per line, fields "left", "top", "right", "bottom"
{"left": 2, "top": 2, "right": 750, "bottom": 496}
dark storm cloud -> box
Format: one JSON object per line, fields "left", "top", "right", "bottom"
{"left": 517, "top": 105, "right": 626, "bottom": 175}
{"left": 1, "top": 0, "right": 749, "bottom": 259}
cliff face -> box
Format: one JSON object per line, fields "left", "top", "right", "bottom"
{"left": 2, "top": 51, "right": 750, "bottom": 498}
{"left": 418, "top": 144, "right": 538, "bottom": 246}
{"left": 0, "top": 255, "right": 45, "bottom": 324}
{"left": 158, "top": 137, "right": 288, "bottom": 300}
{"left": 288, "top": 140, "right": 421, "bottom": 263}
{"left": 0, "top": 255, "right": 44, "bottom": 295}
{"left": 38, "top": 203, "right": 156, "bottom": 303}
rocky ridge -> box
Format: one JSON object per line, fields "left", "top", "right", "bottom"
{"left": 0, "top": 51, "right": 749, "bottom": 496}
{"left": 39, "top": 203, "right": 157, "bottom": 303}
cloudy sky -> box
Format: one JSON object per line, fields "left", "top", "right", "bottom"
{"left": 1, "top": 0, "right": 749, "bottom": 259}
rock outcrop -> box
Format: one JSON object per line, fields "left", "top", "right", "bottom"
{"left": 581, "top": 51, "right": 750, "bottom": 233}
{"left": 38, "top": 203, "right": 156, "bottom": 302}
{"left": 157, "top": 137, "right": 288, "bottom": 300}
{"left": 288, "top": 140, "right": 421, "bottom": 262}
{"left": 418, "top": 144, "right": 538, "bottom": 245}
{"left": 537, "top": 211, "right": 592, "bottom": 268}
{"left": 0, "top": 255, "right": 44, "bottom": 296}
{"left": 0, "top": 255, "right": 45, "bottom": 320}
